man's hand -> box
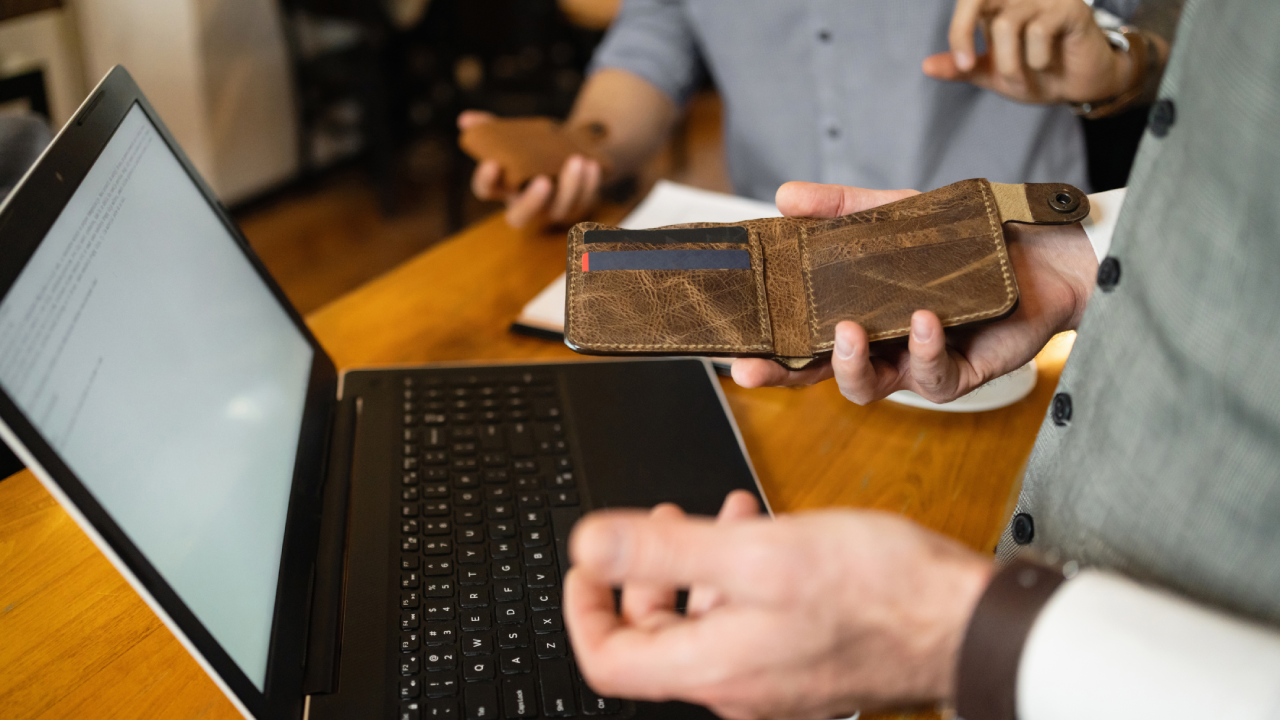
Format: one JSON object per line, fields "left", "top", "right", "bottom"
{"left": 731, "top": 181, "right": 1097, "bottom": 404}
{"left": 459, "top": 110, "right": 603, "bottom": 229}
{"left": 921, "top": 0, "right": 1136, "bottom": 105}
{"left": 564, "top": 491, "right": 994, "bottom": 719}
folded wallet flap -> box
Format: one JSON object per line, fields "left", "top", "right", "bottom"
{"left": 799, "top": 178, "right": 1020, "bottom": 350}
{"left": 564, "top": 221, "right": 775, "bottom": 355}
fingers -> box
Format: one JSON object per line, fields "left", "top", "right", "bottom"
{"left": 457, "top": 109, "right": 496, "bottom": 130}
{"left": 775, "top": 182, "right": 918, "bottom": 219}
{"left": 504, "top": 175, "right": 554, "bottom": 228}
{"left": 547, "top": 156, "right": 602, "bottom": 224}
{"left": 620, "top": 503, "right": 687, "bottom": 627}
{"left": 570, "top": 509, "right": 761, "bottom": 595}
{"left": 830, "top": 321, "right": 899, "bottom": 405}
{"left": 948, "top": 0, "right": 991, "bottom": 72}
{"left": 905, "top": 310, "right": 968, "bottom": 403}
{"left": 990, "top": 5, "right": 1034, "bottom": 85}
{"left": 686, "top": 491, "right": 762, "bottom": 616}
{"left": 471, "top": 160, "right": 504, "bottom": 201}
{"left": 729, "top": 357, "right": 833, "bottom": 389}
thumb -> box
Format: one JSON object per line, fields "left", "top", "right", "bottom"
{"left": 570, "top": 510, "right": 752, "bottom": 593}
{"left": 776, "top": 181, "right": 918, "bottom": 219}
{"left": 906, "top": 310, "right": 964, "bottom": 402}
{"left": 457, "top": 109, "right": 496, "bottom": 130}
{"left": 922, "top": 52, "right": 964, "bottom": 81}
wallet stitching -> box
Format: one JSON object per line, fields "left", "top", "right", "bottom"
{"left": 807, "top": 181, "right": 1017, "bottom": 349}
{"left": 568, "top": 225, "right": 770, "bottom": 351}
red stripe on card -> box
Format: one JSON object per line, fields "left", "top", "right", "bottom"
{"left": 582, "top": 253, "right": 589, "bottom": 272}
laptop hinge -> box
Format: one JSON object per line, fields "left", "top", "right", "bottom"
{"left": 302, "top": 395, "right": 361, "bottom": 695}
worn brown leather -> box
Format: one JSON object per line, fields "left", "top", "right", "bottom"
{"left": 459, "top": 117, "right": 611, "bottom": 187}
{"left": 564, "top": 179, "right": 1089, "bottom": 368}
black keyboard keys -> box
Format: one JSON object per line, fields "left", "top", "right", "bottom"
{"left": 463, "top": 683, "right": 500, "bottom": 720}
{"left": 539, "top": 659, "right": 577, "bottom": 717}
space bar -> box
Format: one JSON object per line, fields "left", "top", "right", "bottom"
{"left": 550, "top": 507, "right": 581, "bottom": 580}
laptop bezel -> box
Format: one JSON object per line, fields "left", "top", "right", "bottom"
{"left": 0, "top": 66, "right": 338, "bottom": 720}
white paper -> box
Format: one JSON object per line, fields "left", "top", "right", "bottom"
{"left": 514, "top": 181, "right": 780, "bottom": 333}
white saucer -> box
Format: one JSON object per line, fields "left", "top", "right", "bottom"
{"left": 884, "top": 360, "right": 1038, "bottom": 413}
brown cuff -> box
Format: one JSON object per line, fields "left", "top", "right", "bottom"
{"left": 954, "top": 559, "right": 1066, "bottom": 720}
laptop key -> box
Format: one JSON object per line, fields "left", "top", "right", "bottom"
{"left": 496, "top": 602, "right": 527, "bottom": 625}
{"left": 508, "top": 423, "right": 535, "bottom": 457}
{"left": 423, "top": 671, "right": 459, "bottom": 698}
{"left": 401, "top": 678, "right": 422, "bottom": 699}
{"left": 402, "top": 590, "right": 421, "bottom": 608}
{"left": 513, "top": 477, "right": 541, "bottom": 491}
{"left": 463, "top": 682, "right": 499, "bottom": 719}
{"left": 422, "top": 601, "right": 455, "bottom": 620}
{"left": 497, "top": 626, "right": 529, "bottom": 649}
{"left": 529, "top": 590, "right": 559, "bottom": 610}
{"left": 538, "top": 659, "right": 576, "bottom": 717}
{"left": 489, "top": 521, "right": 515, "bottom": 538}
{"left": 494, "top": 582, "right": 522, "bottom": 603}
{"left": 488, "top": 502, "right": 514, "bottom": 519}
{"left": 462, "top": 631, "right": 494, "bottom": 656}
{"left": 422, "top": 539, "right": 452, "bottom": 556}
{"left": 401, "top": 572, "right": 420, "bottom": 589}
{"left": 423, "top": 580, "right": 454, "bottom": 598}
{"left": 402, "top": 610, "right": 421, "bottom": 630}
{"left": 500, "top": 649, "right": 532, "bottom": 674}
{"left": 461, "top": 610, "right": 491, "bottom": 631}
{"left": 534, "top": 632, "right": 567, "bottom": 659}
{"left": 401, "top": 655, "right": 420, "bottom": 676}
{"left": 402, "top": 554, "right": 420, "bottom": 570}
{"left": 525, "top": 549, "right": 553, "bottom": 567}
{"left": 422, "top": 501, "right": 450, "bottom": 517}
{"left": 460, "top": 586, "right": 489, "bottom": 608}
{"left": 503, "top": 675, "right": 539, "bottom": 718}
{"left": 493, "top": 561, "right": 520, "bottom": 579}
{"left": 421, "top": 559, "right": 453, "bottom": 576}
{"left": 455, "top": 510, "right": 484, "bottom": 526}
{"left": 549, "top": 490, "right": 579, "bottom": 507}
{"left": 463, "top": 657, "right": 495, "bottom": 682}
{"left": 422, "top": 520, "right": 451, "bottom": 536}
{"left": 522, "top": 529, "right": 549, "bottom": 548}
{"left": 458, "top": 527, "right": 484, "bottom": 544}
{"left": 423, "top": 482, "right": 450, "bottom": 497}
{"left": 422, "top": 622, "right": 457, "bottom": 645}
{"left": 520, "top": 510, "right": 546, "bottom": 527}
{"left": 458, "top": 547, "right": 487, "bottom": 564}
{"left": 579, "top": 683, "right": 621, "bottom": 716}
{"left": 424, "top": 646, "right": 458, "bottom": 670}
{"left": 526, "top": 570, "right": 554, "bottom": 588}
{"left": 401, "top": 631, "right": 421, "bottom": 653}
{"left": 491, "top": 541, "right": 517, "bottom": 559}
{"left": 532, "top": 611, "right": 564, "bottom": 634}
{"left": 426, "top": 699, "right": 458, "bottom": 719}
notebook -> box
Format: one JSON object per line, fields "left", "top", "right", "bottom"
{"left": 0, "top": 66, "right": 766, "bottom": 720}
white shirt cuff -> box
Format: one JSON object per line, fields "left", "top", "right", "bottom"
{"left": 1080, "top": 187, "right": 1127, "bottom": 262}
{"left": 1017, "top": 570, "right": 1280, "bottom": 720}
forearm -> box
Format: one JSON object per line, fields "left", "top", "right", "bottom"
{"left": 567, "top": 68, "right": 678, "bottom": 180}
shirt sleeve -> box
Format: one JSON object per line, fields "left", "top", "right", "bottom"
{"left": 587, "top": 0, "right": 704, "bottom": 105}
{"left": 1081, "top": 187, "right": 1128, "bottom": 262}
{"left": 1018, "top": 570, "right": 1280, "bottom": 720}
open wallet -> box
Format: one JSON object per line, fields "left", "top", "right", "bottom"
{"left": 459, "top": 117, "right": 612, "bottom": 187}
{"left": 563, "top": 178, "right": 1090, "bottom": 369}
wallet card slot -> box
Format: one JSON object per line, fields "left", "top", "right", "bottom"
{"left": 584, "top": 226, "right": 748, "bottom": 244}
{"left": 567, "top": 223, "right": 772, "bottom": 353}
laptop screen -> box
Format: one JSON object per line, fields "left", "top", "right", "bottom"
{"left": 0, "top": 104, "right": 312, "bottom": 689}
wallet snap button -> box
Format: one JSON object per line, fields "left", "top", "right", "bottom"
{"left": 1048, "top": 188, "right": 1080, "bottom": 214}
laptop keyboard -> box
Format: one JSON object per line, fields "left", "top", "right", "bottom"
{"left": 394, "top": 370, "right": 623, "bottom": 720}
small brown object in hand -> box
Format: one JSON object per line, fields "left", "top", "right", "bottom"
{"left": 459, "top": 117, "right": 611, "bottom": 187}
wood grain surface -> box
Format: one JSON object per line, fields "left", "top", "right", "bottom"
{"left": 0, "top": 213, "right": 1071, "bottom": 720}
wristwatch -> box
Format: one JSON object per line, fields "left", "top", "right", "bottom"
{"left": 1071, "top": 27, "right": 1154, "bottom": 119}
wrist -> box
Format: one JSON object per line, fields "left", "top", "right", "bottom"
{"left": 1003, "top": 222, "right": 1097, "bottom": 333}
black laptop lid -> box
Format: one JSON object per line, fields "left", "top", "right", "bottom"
{"left": 0, "top": 67, "right": 337, "bottom": 719}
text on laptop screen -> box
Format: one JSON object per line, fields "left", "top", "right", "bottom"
{"left": 0, "top": 104, "right": 313, "bottom": 689}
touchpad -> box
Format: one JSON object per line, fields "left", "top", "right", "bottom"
{"left": 561, "top": 359, "right": 762, "bottom": 516}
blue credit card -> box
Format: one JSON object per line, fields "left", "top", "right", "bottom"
{"left": 582, "top": 249, "right": 751, "bottom": 272}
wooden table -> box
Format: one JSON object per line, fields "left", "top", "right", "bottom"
{"left": 0, "top": 213, "right": 1073, "bottom": 720}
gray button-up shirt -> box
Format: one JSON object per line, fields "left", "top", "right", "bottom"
{"left": 592, "top": 0, "right": 1121, "bottom": 201}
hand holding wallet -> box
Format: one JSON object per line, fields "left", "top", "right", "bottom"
{"left": 459, "top": 117, "right": 612, "bottom": 187}
{"left": 564, "top": 179, "right": 1089, "bottom": 369}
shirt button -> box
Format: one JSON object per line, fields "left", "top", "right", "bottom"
{"left": 826, "top": 126, "right": 840, "bottom": 139}
{"left": 1051, "top": 393, "right": 1072, "bottom": 426}
{"left": 1148, "top": 98, "right": 1176, "bottom": 137}
{"left": 817, "top": 29, "right": 832, "bottom": 42}
{"left": 1012, "top": 513, "right": 1035, "bottom": 545}
{"left": 1097, "top": 256, "right": 1121, "bottom": 292}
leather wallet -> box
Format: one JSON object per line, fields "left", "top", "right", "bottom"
{"left": 459, "top": 117, "right": 611, "bottom": 187}
{"left": 564, "top": 178, "right": 1090, "bottom": 369}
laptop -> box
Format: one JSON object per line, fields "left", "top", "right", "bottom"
{"left": 0, "top": 67, "right": 767, "bottom": 720}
